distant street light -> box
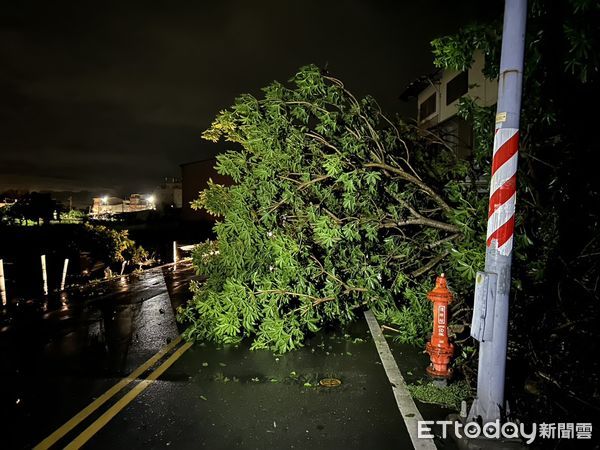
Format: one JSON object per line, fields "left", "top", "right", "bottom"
{"left": 147, "top": 195, "right": 156, "bottom": 207}
{"left": 101, "top": 196, "right": 108, "bottom": 204}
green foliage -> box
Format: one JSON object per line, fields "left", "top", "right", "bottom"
{"left": 557, "top": 0, "right": 600, "bottom": 83}
{"left": 431, "top": 24, "right": 501, "bottom": 79}
{"left": 81, "top": 224, "right": 148, "bottom": 267}
{"left": 408, "top": 380, "right": 472, "bottom": 410}
{"left": 375, "top": 283, "right": 433, "bottom": 347}
{"left": 180, "top": 66, "right": 464, "bottom": 352}
{"left": 62, "top": 209, "right": 86, "bottom": 223}
{"left": 0, "top": 204, "right": 13, "bottom": 225}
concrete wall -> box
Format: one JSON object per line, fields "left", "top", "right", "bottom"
{"left": 155, "top": 181, "right": 183, "bottom": 210}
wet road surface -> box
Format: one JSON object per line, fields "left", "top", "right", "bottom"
{"left": 84, "top": 323, "right": 412, "bottom": 450}
{"left": 0, "top": 262, "right": 196, "bottom": 449}
{"left": 1, "top": 261, "right": 448, "bottom": 449}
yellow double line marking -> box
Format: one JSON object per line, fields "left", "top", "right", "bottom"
{"left": 35, "top": 335, "right": 192, "bottom": 449}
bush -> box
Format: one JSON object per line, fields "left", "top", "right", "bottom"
{"left": 81, "top": 223, "right": 148, "bottom": 268}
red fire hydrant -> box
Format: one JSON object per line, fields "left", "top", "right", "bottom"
{"left": 425, "top": 273, "right": 454, "bottom": 379}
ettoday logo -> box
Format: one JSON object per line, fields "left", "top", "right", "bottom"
{"left": 418, "top": 420, "right": 592, "bottom": 444}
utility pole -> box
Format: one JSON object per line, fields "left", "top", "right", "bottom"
{"left": 469, "top": 0, "right": 527, "bottom": 424}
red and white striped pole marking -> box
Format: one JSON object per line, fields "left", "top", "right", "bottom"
{"left": 486, "top": 128, "right": 519, "bottom": 256}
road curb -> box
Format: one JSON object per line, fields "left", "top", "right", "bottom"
{"left": 365, "top": 310, "right": 437, "bottom": 450}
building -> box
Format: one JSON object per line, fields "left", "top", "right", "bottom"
{"left": 180, "top": 158, "right": 232, "bottom": 222}
{"left": 90, "top": 194, "right": 155, "bottom": 216}
{"left": 89, "top": 177, "right": 183, "bottom": 218}
{"left": 154, "top": 178, "right": 182, "bottom": 210}
{"left": 401, "top": 50, "right": 498, "bottom": 158}
{"left": 91, "top": 196, "right": 124, "bottom": 215}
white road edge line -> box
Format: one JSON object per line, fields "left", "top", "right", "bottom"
{"left": 364, "top": 310, "right": 437, "bottom": 450}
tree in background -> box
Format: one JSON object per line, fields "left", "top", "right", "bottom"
{"left": 0, "top": 192, "right": 60, "bottom": 225}
{"left": 62, "top": 209, "right": 86, "bottom": 223}
{"left": 80, "top": 224, "right": 148, "bottom": 269}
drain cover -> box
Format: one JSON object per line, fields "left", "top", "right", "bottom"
{"left": 319, "top": 378, "right": 342, "bottom": 387}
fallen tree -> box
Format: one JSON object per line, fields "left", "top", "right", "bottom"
{"left": 178, "top": 66, "right": 479, "bottom": 353}
{"left": 180, "top": 0, "right": 600, "bottom": 424}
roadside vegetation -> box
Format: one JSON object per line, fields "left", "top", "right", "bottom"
{"left": 0, "top": 222, "right": 149, "bottom": 295}
{"left": 80, "top": 223, "right": 149, "bottom": 270}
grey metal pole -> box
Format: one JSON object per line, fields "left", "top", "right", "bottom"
{"left": 468, "top": 0, "right": 527, "bottom": 424}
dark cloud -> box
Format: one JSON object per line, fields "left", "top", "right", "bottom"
{"left": 0, "top": 0, "right": 497, "bottom": 195}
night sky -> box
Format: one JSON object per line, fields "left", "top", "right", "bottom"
{"left": 0, "top": 1, "right": 494, "bottom": 196}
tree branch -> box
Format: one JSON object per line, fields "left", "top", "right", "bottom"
{"left": 309, "top": 255, "right": 368, "bottom": 293}
{"left": 298, "top": 174, "right": 331, "bottom": 191}
{"left": 410, "top": 251, "right": 450, "bottom": 278}
{"left": 255, "top": 289, "right": 334, "bottom": 303}
{"left": 425, "top": 233, "right": 461, "bottom": 249}
{"left": 382, "top": 218, "right": 459, "bottom": 233}
{"left": 364, "top": 162, "right": 452, "bottom": 213}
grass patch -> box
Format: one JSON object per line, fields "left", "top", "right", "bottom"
{"left": 408, "top": 379, "right": 471, "bottom": 410}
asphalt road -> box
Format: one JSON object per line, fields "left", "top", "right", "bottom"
{"left": 0, "top": 262, "right": 196, "bottom": 448}
{"left": 0, "top": 261, "right": 447, "bottom": 449}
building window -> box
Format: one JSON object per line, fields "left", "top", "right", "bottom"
{"left": 419, "top": 93, "right": 436, "bottom": 121}
{"left": 446, "top": 71, "right": 469, "bottom": 105}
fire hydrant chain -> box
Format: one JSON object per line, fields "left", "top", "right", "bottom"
{"left": 426, "top": 273, "right": 455, "bottom": 379}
